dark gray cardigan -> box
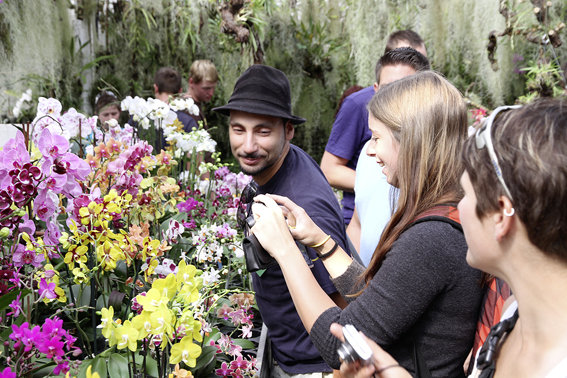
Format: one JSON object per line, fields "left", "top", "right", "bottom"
{"left": 309, "top": 221, "right": 483, "bottom": 378}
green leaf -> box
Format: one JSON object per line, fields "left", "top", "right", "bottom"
{"left": 96, "top": 293, "right": 110, "bottom": 311}
{"left": 191, "top": 345, "right": 217, "bottom": 373}
{"left": 0, "top": 289, "right": 30, "bottom": 312}
{"left": 79, "top": 55, "right": 115, "bottom": 75}
{"left": 135, "top": 353, "right": 159, "bottom": 377}
{"left": 108, "top": 353, "right": 130, "bottom": 378}
{"left": 232, "top": 338, "right": 255, "bottom": 350}
{"left": 114, "top": 260, "right": 128, "bottom": 281}
{"left": 91, "top": 356, "right": 108, "bottom": 378}
{"left": 77, "top": 359, "right": 94, "bottom": 378}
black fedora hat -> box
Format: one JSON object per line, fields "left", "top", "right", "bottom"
{"left": 212, "top": 65, "right": 306, "bottom": 125}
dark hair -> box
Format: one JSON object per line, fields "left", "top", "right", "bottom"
{"left": 385, "top": 30, "right": 425, "bottom": 53}
{"left": 154, "top": 67, "right": 182, "bottom": 95}
{"left": 375, "top": 47, "right": 430, "bottom": 84}
{"left": 335, "top": 85, "right": 364, "bottom": 117}
{"left": 95, "top": 92, "right": 120, "bottom": 115}
{"left": 462, "top": 98, "right": 567, "bottom": 262}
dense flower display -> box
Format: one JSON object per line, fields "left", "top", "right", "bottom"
{"left": 0, "top": 97, "right": 257, "bottom": 378}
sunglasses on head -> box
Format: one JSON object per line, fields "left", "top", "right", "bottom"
{"left": 237, "top": 182, "right": 259, "bottom": 231}
{"left": 475, "top": 105, "right": 521, "bottom": 200}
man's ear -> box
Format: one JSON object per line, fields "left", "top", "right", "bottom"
{"left": 285, "top": 121, "right": 294, "bottom": 141}
{"left": 373, "top": 82, "right": 379, "bottom": 93}
{"left": 188, "top": 78, "right": 195, "bottom": 86}
{"left": 494, "top": 196, "right": 515, "bottom": 242}
{"left": 153, "top": 83, "right": 159, "bottom": 95}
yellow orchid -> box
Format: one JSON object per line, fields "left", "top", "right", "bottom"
{"left": 72, "top": 263, "right": 90, "bottom": 285}
{"left": 98, "top": 307, "right": 116, "bottom": 338}
{"left": 136, "top": 288, "right": 168, "bottom": 312}
{"left": 96, "top": 240, "right": 124, "bottom": 271}
{"left": 149, "top": 304, "right": 174, "bottom": 340}
{"left": 152, "top": 273, "right": 177, "bottom": 301}
{"left": 177, "top": 310, "right": 203, "bottom": 343}
{"left": 169, "top": 336, "right": 201, "bottom": 366}
{"left": 114, "top": 320, "right": 139, "bottom": 351}
{"left": 64, "top": 244, "right": 88, "bottom": 269}
{"left": 132, "top": 310, "right": 153, "bottom": 339}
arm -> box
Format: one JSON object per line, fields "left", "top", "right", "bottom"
{"left": 320, "top": 151, "right": 356, "bottom": 193}
{"left": 251, "top": 195, "right": 354, "bottom": 331}
{"left": 346, "top": 207, "right": 361, "bottom": 253}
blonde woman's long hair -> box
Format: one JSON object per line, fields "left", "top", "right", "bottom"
{"left": 361, "top": 71, "right": 468, "bottom": 287}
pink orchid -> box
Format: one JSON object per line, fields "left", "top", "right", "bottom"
{"left": 38, "top": 278, "right": 57, "bottom": 300}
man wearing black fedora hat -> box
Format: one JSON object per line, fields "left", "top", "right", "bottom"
{"left": 214, "top": 65, "right": 351, "bottom": 377}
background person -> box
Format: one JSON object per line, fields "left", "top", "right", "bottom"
{"left": 95, "top": 91, "right": 121, "bottom": 125}
{"left": 321, "top": 30, "right": 427, "bottom": 225}
{"left": 152, "top": 67, "right": 199, "bottom": 151}
{"left": 250, "top": 72, "right": 483, "bottom": 378}
{"left": 185, "top": 59, "right": 218, "bottom": 128}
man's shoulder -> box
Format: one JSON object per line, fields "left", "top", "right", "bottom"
{"left": 175, "top": 110, "right": 199, "bottom": 131}
{"left": 341, "top": 86, "right": 374, "bottom": 108}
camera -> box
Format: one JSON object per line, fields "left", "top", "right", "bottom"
{"left": 337, "top": 324, "right": 374, "bottom": 366}
{"left": 242, "top": 204, "right": 278, "bottom": 272}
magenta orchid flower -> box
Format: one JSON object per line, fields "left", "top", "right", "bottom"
{"left": 38, "top": 278, "right": 57, "bottom": 301}
{"left": 0, "top": 367, "right": 17, "bottom": 378}
{"left": 7, "top": 293, "right": 23, "bottom": 317}
{"left": 215, "top": 362, "right": 233, "bottom": 378}
{"left": 37, "top": 336, "right": 65, "bottom": 359}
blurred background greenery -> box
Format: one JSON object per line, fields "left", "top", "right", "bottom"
{"left": 1, "top": 0, "right": 566, "bottom": 162}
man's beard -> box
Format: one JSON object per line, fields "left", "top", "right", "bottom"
{"left": 238, "top": 154, "right": 276, "bottom": 177}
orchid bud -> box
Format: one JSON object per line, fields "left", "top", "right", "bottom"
{"left": 0, "top": 227, "right": 10, "bottom": 238}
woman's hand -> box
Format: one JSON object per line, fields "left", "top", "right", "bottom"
{"left": 261, "top": 194, "right": 328, "bottom": 247}
{"left": 249, "top": 195, "right": 299, "bottom": 260}
{"left": 330, "top": 324, "right": 411, "bottom": 378}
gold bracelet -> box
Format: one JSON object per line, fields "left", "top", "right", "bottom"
{"left": 308, "top": 234, "right": 331, "bottom": 248}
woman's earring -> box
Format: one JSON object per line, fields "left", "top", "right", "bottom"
{"left": 504, "top": 208, "right": 515, "bottom": 217}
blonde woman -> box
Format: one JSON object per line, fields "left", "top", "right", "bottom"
{"left": 250, "top": 72, "right": 483, "bottom": 378}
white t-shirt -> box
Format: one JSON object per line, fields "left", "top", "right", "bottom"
{"left": 354, "top": 141, "right": 397, "bottom": 266}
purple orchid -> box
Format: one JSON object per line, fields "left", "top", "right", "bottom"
{"left": 214, "top": 166, "right": 231, "bottom": 180}
{"left": 38, "top": 278, "right": 57, "bottom": 301}
{"left": 38, "top": 128, "right": 69, "bottom": 159}
{"left": 177, "top": 197, "right": 201, "bottom": 213}
{"left": 230, "top": 355, "right": 249, "bottom": 371}
{"left": 53, "top": 361, "right": 70, "bottom": 375}
{"left": 215, "top": 362, "right": 233, "bottom": 378}
{"left": 0, "top": 131, "right": 30, "bottom": 173}
{"left": 33, "top": 188, "right": 58, "bottom": 222}
{"left": 42, "top": 317, "right": 66, "bottom": 338}
{"left": 7, "top": 293, "right": 23, "bottom": 317}
{"left": 13, "top": 244, "right": 45, "bottom": 268}
{"left": 9, "top": 322, "right": 29, "bottom": 347}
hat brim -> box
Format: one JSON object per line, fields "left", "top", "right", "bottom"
{"left": 212, "top": 100, "right": 306, "bottom": 125}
